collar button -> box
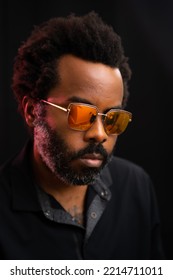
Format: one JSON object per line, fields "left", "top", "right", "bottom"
{"left": 91, "top": 212, "right": 97, "bottom": 219}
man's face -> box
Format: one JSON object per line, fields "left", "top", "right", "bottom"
{"left": 33, "top": 55, "right": 124, "bottom": 185}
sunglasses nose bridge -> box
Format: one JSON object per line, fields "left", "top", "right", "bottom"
{"left": 97, "top": 112, "right": 107, "bottom": 123}
{"left": 83, "top": 113, "right": 109, "bottom": 142}
{"left": 89, "top": 112, "right": 109, "bottom": 137}
{"left": 97, "top": 112, "right": 108, "bottom": 128}
{"left": 97, "top": 112, "right": 107, "bottom": 117}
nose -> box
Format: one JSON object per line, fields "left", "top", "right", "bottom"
{"left": 83, "top": 116, "right": 108, "bottom": 143}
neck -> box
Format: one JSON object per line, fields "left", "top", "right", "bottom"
{"left": 31, "top": 148, "right": 88, "bottom": 225}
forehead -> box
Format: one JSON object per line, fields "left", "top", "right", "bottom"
{"left": 47, "top": 55, "right": 124, "bottom": 109}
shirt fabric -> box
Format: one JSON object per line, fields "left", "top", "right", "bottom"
{"left": 0, "top": 141, "right": 164, "bottom": 259}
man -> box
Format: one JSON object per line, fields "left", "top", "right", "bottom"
{"left": 0, "top": 11, "right": 164, "bottom": 259}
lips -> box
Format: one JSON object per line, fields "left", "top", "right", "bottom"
{"left": 79, "top": 153, "right": 104, "bottom": 168}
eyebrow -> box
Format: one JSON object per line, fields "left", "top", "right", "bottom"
{"left": 67, "top": 96, "right": 93, "bottom": 104}
{"left": 67, "top": 96, "right": 122, "bottom": 111}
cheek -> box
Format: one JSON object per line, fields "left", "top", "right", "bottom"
{"left": 105, "top": 136, "right": 118, "bottom": 154}
{"left": 50, "top": 118, "right": 85, "bottom": 150}
{"left": 46, "top": 111, "right": 67, "bottom": 128}
{"left": 64, "top": 130, "right": 86, "bottom": 149}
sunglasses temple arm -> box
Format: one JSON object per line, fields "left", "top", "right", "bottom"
{"left": 41, "top": 100, "right": 68, "bottom": 112}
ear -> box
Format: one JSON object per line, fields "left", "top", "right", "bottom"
{"left": 22, "top": 96, "right": 37, "bottom": 127}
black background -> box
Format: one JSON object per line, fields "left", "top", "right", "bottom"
{"left": 0, "top": 0, "right": 172, "bottom": 259}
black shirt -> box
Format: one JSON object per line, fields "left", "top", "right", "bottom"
{"left": 0, "top": 141, "right": 164, "bottom": 259}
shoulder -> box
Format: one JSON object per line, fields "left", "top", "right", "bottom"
{"left": 0, "top": 141, "right": 31, "bottom": 190}
{"left": 108, "top": 155, "right": 150, "bottom": 179}
{"left": 0, "top": 156, "right": 14, "bottom": 184}
{"left": 0, "top": 153, "right": 19, "bottom": 198}
{"left": 104, "top": 155, "right": 154, "bottom": 197}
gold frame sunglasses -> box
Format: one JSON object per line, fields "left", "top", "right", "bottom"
{"left": 41, "top": 99, "right": 132, "bottom": 135}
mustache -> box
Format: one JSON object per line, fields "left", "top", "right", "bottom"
{"left": 71, "top": 143, "right": 109, "bottom": 161}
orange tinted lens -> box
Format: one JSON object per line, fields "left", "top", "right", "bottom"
{"left": 68, "top": 104, "right": 97, "bottom": 130}
{"left": 104, "top": 111, "right": 131, "bottom": 135}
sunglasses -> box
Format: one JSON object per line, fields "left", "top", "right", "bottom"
{"left": 41, "top": 99, "right": 132, "bottom": 135}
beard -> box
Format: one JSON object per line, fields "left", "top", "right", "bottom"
{"left": 33, "top": 119, "right": 113, "bottom": 185}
